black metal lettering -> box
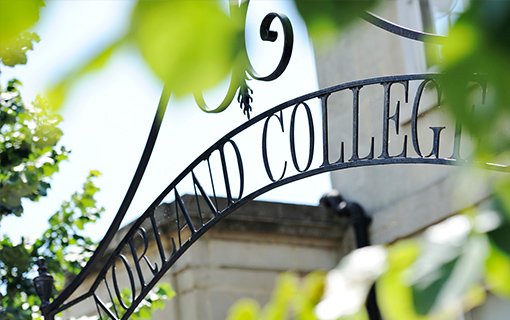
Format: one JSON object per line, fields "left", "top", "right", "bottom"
{"left": 219, "top": 140, "right": 244, "bottom": 204}
{"left": 320, "top": 94, "right": 344, "bottom": 167}
{"left": 320, "top": 94, "right": 331, "bottom": 167}
{"left": 411, "top": 79, "right": 442, "bottom": 157}
{"left": 169, "top": 237, "right": 177, "bottom": 257}
{"left": 174, "top": 189, "right": 197, "bottom": 243}
{"left": 93, "top": 294, "right": 104, "bottom": 320}
{"left": 338, "top": 142, "right": 345, "bottom": 163}
{"left": 206, "top": 158, "right": 220, "bottom": 209}
{"left": 319, "top": 94, "right": 345, "bottom": 166}
{"left": 262, "top": 111, "right": 288, "bottom": 182}
{"left": 290, "top": 102, "right": 315, "bottom": 172}
{"left": 128, "top": 228, "right": 158, "bottom": 288}
{"left": 93, "top": 294, "right": 117, "bottom": 320}
{"left": 103, "top": 278, "right": 119, "bottom": 318}
{"left": 349, "top": 86, "right": 374, "bottom": 161}
{"left": 149, "top": 214, "right": 167, "bottom": 267}
{"left": 380, "top": 81, "right": 408, "bottom": 158}
{"left": 427, "top": 126, "right": 446, "bottom": 158}
{"left": 111, "top": 254, "right": 136, "bottom": 310}
{"left": 192, "top": 171, "right": 219, "bottom": 218}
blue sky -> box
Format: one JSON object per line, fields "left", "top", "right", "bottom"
{"left": 2, "top": 0, "right": 331, "bottom": 242}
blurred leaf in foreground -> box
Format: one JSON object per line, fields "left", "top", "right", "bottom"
{"left": 0, "top": 31, "right": 40, "bottom": 67}
{"left": 485, "top": 243, "right": 510, "bottom": 298}
{"left": 227, "top": 272, "right": 325, "bottom": 320}
{"left": 0, "top": 0, "right": 43, "bottom": 43}
{"left": 0, "top": 0, "right": 43, "bottom": 67}
{"left": 441, "top": 0, "right": 510, "bottom": 158}
{"left": 131, "top": 0, "right": 244, "bottom": 97}
{"left": 379, "top": 215, "right": 489, "bottom": 320}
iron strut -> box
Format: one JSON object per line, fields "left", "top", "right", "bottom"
{"left": 320, "top": 190, "right": 382, "bottom": 320}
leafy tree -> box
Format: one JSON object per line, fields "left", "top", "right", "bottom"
{"left": 0, "top": 79, "right": 68, "bottom": 218}
{"left": 0, "top": 171, "right": 102, "bottom": 319}
{"left": 0, "top": 169, "right": 174, "bottom": 320}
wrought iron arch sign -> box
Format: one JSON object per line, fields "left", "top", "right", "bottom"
{"left": 35, "top": 3, "right": 508, "bottom": 320}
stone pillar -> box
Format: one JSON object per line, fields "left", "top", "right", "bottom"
{"left": 314, "top": 0, "right": 491, "bottom": 244}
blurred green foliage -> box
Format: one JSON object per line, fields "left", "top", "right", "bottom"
{"left": 227, "top": 272, "right": 325, "bottom": 320}
{"left": 132, "top": 0, "right": 243, "bottom": 96}
{"left": 442, "top": 0, "right": 510, "bottom": 158}
{"left": 0, "top": 0, "right": 43, "bottom": 67}
{"left": 378, "top": 216, "right": 488, "bottom": 320}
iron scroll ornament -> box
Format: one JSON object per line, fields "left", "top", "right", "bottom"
{"left": 194, "top": 3, "right": 293, "bottom": 119}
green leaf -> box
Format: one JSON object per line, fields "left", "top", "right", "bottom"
{"left": 0, "top": 0, "right": 43, "bottom": 47}
{"left": 494, "top": 179, "right": 510, "bottom": 221}
{"left": 138, "top": 306, "right": 151, "bottom": 319}
{"left": 441, "top": 1, "right": 510, "bottom": 158}
{"left": 131, "top": 0, "right": 243, "bottom": 96}
{"left": 411, "top": 257, "right": 459, "bottom": 315}
{"left": 487, "top": 196, "right": 510, "bottom": 256}
{"left": 0, "top": 32, "right": 40, "bottom": 67}
{"left": 377, "top": 241, "right": 423, "bottom": 320}
{"left": 0, "top": 82, "right": 69, "bottom": 218}
{"left": 485, "top": 244, "right": 510, "bottom": 298}
{"left": 294, "top": 271, "right": 325, "bottom": 319}
{"left": 227, "top": 299, "right": 260, "bottom": 320}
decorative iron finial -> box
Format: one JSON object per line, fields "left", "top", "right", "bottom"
{"left": 194, "top": 2, "right": 294, "bottom": 119}
{"left": 33, "top": 258, "right": 54, "bottom": 309}
{"left": 237, "top": 77, "right": 253, "bottom": 119}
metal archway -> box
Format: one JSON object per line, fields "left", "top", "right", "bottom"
{"left": 35, "top": 3, "right": 505, "bottom": 320}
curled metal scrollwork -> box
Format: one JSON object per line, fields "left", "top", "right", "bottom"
{"left": 194, "top": 2, "right": 294, "bottom": 119}
{"left": 247, "top": 12, "right": 294, "bottom": 81}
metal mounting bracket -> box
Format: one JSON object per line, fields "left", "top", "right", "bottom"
{"left": 320, "top": 190, "right": 382, "bottom": 320}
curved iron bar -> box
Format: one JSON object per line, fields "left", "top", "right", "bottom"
{"left": 362, "top": 11, "right": 447, "bottom": 44}
{"left": 44, "top": 86, "right": 171, "bottom": 315}
{"left": 47, "top": 73, "right": 509, "bottom": 319}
